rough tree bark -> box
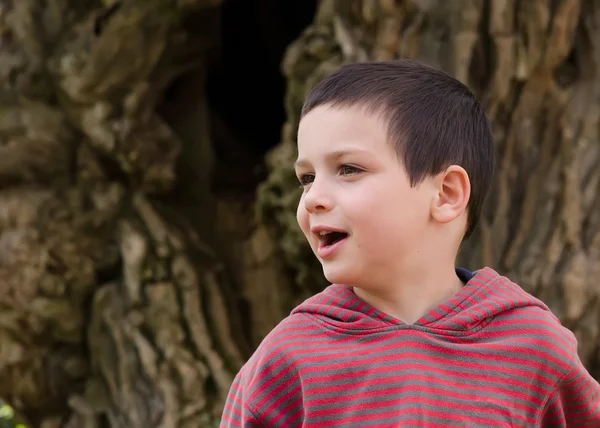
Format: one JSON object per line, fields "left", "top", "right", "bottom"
{"left": 0, "top": 0, "right": 598, "bottom": 427}
{"left": 0, "top": 0, "right": 273, "bottom": 427}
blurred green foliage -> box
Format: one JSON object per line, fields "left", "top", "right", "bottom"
{"left": 0, "top": 402, "right": 26, "bottom": 428}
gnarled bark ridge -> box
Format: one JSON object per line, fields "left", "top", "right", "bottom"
{"left": 0, "top": 1, "right": 249, "bottom": 427}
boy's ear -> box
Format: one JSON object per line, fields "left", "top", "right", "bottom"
{"left": 430, "top": 165, "right": 470, "bottom": 224}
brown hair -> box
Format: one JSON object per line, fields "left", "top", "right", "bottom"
{"left": 301, "top": 60, "right": 495, "bottom": 238}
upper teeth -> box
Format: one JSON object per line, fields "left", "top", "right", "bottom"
{"left": 319, "top": 231, "right": 332, "bottom": 236}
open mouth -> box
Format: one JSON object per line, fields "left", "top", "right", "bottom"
{"left": 319, "top": 231, "right": 349, "bottom": 247}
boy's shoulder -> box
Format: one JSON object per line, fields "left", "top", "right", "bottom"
{"left": 238, "top": 282, "right": 360, "bottom": 382}
{"left": 500, "top": 300, "right": 580, "bottom": 366}
{"left": 237, "top": 310, "right": 316, "bottom": 382}
{"left": 478, "top": 270, "right": 582, "bottom": 374}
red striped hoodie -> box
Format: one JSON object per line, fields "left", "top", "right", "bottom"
{"left": 221, "top": 267, "right": 600, "bottom": 427}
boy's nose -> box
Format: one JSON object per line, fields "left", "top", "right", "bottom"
{"left": 303, "top": 180, "right": 333, "bottom": 213}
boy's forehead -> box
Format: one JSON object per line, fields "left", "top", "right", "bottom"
{"left": 297, "top": 106, "right": 389, "bottom": 155}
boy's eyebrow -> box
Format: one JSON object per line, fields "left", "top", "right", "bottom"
{"left": 294, "top": 148, "right": 371, "bottom": 168}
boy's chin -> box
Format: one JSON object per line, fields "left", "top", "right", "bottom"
{"left": 322, "top": 264, "right": 355, "bottom": 286}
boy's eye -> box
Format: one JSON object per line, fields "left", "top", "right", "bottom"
{"left": 296, "top": 166, "right": 361, "bottom": 187}
{"left": 298, "top": 173, "right": 314, "bottom": 186}
{"left": 340, "top": 165, "right": 361, "bottom": 175}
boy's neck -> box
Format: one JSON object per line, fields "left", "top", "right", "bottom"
{"left": 352, "top": 264, "right": 465, "bottom": 325}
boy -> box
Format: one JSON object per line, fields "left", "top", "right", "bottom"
{"left": 220, "top": 60, "right": 600, "bottom": 427}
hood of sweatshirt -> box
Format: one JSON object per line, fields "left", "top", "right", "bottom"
{"left": 290, "top": 267, "right": 553, "bottom": 334}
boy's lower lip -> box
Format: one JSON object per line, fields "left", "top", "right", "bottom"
{"left": 317, "top": 236, "right": 348, "bottom": 258}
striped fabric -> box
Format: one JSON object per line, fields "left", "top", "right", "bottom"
{"left": 221, "top": 267, "right": 600, "bottom": 427}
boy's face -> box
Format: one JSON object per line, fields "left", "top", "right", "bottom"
{"left": 295, "top": 104, "right": 435, "bottom": 288}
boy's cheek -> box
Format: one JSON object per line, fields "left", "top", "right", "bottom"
{"left": 296, "top": 207, "right": 311, "bottom": 239}
{"left": 296, "top": 200, "right": 306, "bottom": 226}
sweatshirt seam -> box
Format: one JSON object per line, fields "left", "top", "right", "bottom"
{"left": 242, "top": 369, "right": 264, "bottom": 427}
{"left": 534, "top": 367, "right": 574, "bottom": 424}
{"left": 534, "top": 344, "right": 579, "bottom": 424}
{"left": 297, "top": 272, "right": 516, "bottom": 336}
{"left": 300, "top": 312, "right": 491, "bottom": 337}
{"left": 246, "top": 402, "right": 264, "bottom": 427}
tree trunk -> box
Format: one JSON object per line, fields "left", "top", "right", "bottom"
{"left": 0, "top": 0, "right": 598, "bottom": 427}
{"left": 0, "top": 1, "right": 259, "bottom": 426}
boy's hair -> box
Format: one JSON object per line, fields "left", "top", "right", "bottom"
{"left": 301, "top": 60, "right": 495, "bottom": 238}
